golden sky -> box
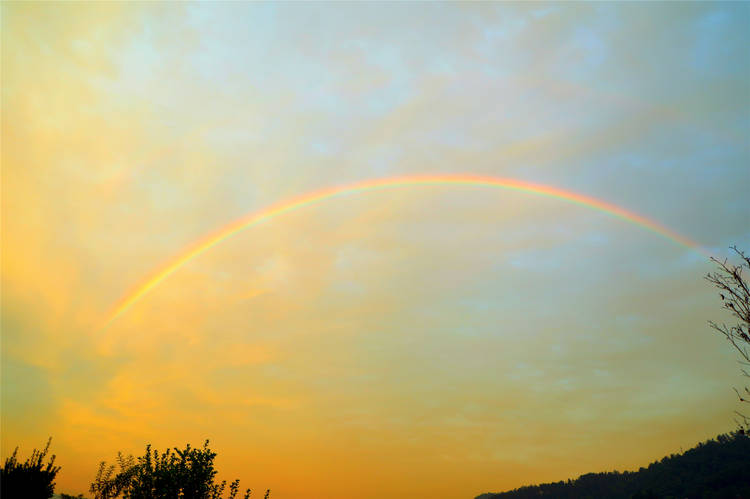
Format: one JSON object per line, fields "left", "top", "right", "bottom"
{"left": 2, "top": 2, "right": 749, "bottom": 498}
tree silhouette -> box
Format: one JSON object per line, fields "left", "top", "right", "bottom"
{"left": 706, "top": 245, "right": 750, "bottom": 431}
{"left": 0, "top": 437, "right": 61, "bottom": 499}
{"left": 90, "top": 440, "right": 265, "bottom": 499}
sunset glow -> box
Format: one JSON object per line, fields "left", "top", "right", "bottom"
{"left": 3, "top": 2, "right": 749, "bottom": 498}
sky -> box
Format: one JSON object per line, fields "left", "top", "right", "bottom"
{"left": 2, "top": 2, "right": 749, "bottom": 498}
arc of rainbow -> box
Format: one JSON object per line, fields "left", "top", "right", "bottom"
{"left": 104, "top": 173, "right": 707, "bottom": 327}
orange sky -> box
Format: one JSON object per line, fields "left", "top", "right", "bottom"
{"left": 2, "top": 3, "right": 749, "bottom": 498}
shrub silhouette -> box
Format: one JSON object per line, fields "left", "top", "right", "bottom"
{"left": 0, "top": 437, "right": 61, "bottom": 499}
{"left": 90, "top": 440, "right": 266, "bottom": 499}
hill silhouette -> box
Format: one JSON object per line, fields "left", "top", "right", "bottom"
{"left": 476, "top": 433, "right": 750, "bottom": 499}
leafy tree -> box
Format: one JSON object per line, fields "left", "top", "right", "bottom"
{"left": 706, "top": 245, "right": 750, "bottom": 431}
{"left": 90, "top": 440, "right": 267, "bottom": 499}
{"left": 0, "top": 437, "right": 61, "bottom": 499}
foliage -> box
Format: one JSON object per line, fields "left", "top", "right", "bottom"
{"left": 0, "top": 437, "right": 61, "bottom": 499}
{"left": 89, "top": 440, "right": 267, "bottom": 499}
{"left": 706, "top": 245, "right": 750, "bottom": 431}
{"left": 476, "top": 432, "right": 750, "bottom": 499}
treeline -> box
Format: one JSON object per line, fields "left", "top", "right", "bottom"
{"left": 0, "top": 439, "right": 269, "bottom": 499}
{"left": 476, "top": 432, "right": 750, "bottom": 499}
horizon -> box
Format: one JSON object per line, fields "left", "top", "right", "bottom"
{"left": 3, "top": 2, "right": 749, "bottom": 498}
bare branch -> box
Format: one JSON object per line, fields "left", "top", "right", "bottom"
{"left": 708, "top": 246, "right": 750, "bottom": 432}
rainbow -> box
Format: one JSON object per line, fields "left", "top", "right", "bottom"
{"left": 104, "top": 174, "right": 707, "bottom": 326}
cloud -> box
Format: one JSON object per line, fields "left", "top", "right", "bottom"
{"left": 3, "top": 2, "right": 749, "bottom": 497}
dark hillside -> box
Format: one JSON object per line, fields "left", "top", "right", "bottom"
{"left": 476, "top": 433, "right": 750, "bottom": 499}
